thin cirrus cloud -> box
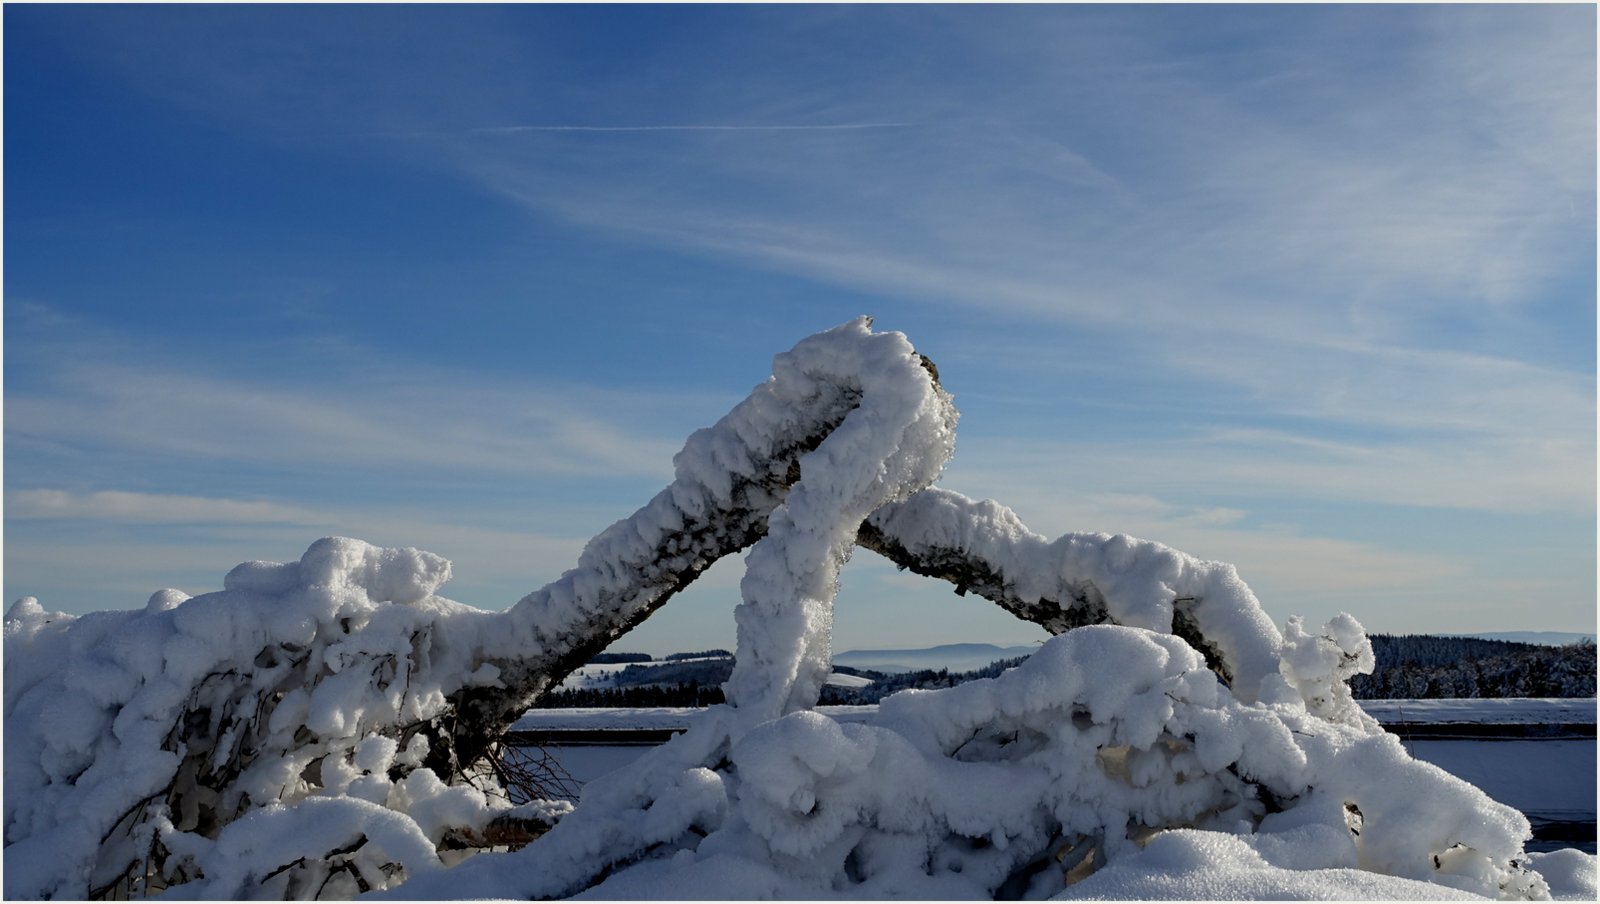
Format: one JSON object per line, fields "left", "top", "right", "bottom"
{"left": 950, "top": 427, "right": 1592, "bottom": 521}
{"left": 5, "top": 488, "right": 323, "bottom": 525}
{"left": 4, "top": 5, "right": 1591, "bottom": 641}
{"left": 3, "top": 350, "right": 709, "bottom": 484}
{"left": 2, "top": 491, "right": 597, "bottom": 613}
{"left": 446, "top": 72, "right": 1595, "bottom": 518}
{"left": 421, "top": 6, "right": 1591, "bottom": 383}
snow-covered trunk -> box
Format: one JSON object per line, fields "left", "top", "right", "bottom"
{"left": 718, "top": 323, "right": 957, "bottom": 729}
{"left": 434, "top": 317, "right": 956, "bottom": 769}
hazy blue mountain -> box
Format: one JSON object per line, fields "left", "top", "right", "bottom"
{"left": 832, "top": 642, "right": 1040, "bottom": 674}
{"left": 1452, "top": 631, "right": 1595, "bottom": 646}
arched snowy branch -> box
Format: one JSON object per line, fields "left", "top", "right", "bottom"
{"left": 857, "top": 488, "right": 1287, "bottom": 704}
{"left": 430, "top": 316, "right": 956, "bottom": 767}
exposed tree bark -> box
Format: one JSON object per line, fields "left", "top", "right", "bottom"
{"left": 853, "top": 517, "right": 1113, "bottom": 633}
{"left": 436, "top": 414, "right": 852, "bottom": 775}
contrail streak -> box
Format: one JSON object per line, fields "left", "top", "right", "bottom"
{"left": 463, "top": 122, "right": 917, "bottom": 134}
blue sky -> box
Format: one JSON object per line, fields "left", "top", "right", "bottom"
{"left": 4, "top": 3, "right": 1595, "bottom": 654}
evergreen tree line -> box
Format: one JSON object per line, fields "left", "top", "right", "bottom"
{"left": 663, "top": 649, "right": 734, "bottom": 661}
{"left": 538, "top": 680, "right": 728, "bottom": 708}
{"left": 1348, "top": 634, "right": 1594, "bottom": 699}
{"left": 536, "top": 634, "right": 1595, "bottom": 708}
{"left": 587, "top": 652, "right": 655, "bottom": 664}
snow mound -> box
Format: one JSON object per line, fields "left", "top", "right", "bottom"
{"left": 396, "top": 623, "right": 1548, "bottom": 900}
{"left": 4, "top": 537, "right": 511, "bottom": 899}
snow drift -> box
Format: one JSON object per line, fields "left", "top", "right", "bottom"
{"left": 5, "top": 318, "right": 1592, "bottom": 900}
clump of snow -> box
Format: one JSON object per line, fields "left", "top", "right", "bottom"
{"left": 1054, "top": 828, "right": 1487, "bottom": 900}
{"left": 3, "top": 537, "right": 505, "bottom": 899}
{"left": 6, "top": 318, "right": 1589, "bottom": 900}
{"left": 156, "top": 796, "right": 442, "bottom": 900}
{"left": 1276, "top": 613, "right": 1378, "bottom": 728}
{"left": 1527, "top": 849, "right": 1598, "bottom": 901}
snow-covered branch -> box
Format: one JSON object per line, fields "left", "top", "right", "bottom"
{"left": 857, "top": 488, "right": 1288, "bottom": 704}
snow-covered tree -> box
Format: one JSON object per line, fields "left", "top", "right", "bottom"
{"left": 5, "top": 319, "right": 1591, "bottom": 900}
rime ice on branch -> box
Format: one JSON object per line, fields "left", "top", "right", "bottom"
{"left": 4, "top": 318, "right": 1583, "bottom": 900}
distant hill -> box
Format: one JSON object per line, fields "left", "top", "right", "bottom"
{"left": 537, "top": 630, "right": 1596, "bottom": 710}
{"left": 832, "top": 642, "right": 1039, "bottom": 674}
{"left": 1451, "top": 631, "right": 1594, "bottom": 647}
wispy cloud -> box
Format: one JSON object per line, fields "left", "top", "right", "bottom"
{"left": 950, "top": 424, "right": 1593, "bottom": 520}
{"left": 2, "top": 503, "right": 595, "bottom": 612}
{"left": 429, "top": 5, "right": 1591, "bottom": 378}
{"left": 7, "top": 4, "right": 1590, "bottom": 641}
{"left": 3, "top": 333, "right": 723, "bottom": 486}
{"left": 6, "top": 489, "right": 322, "bottom": 524}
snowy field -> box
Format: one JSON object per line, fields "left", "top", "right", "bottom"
{"left": 1360, "top": 698, "right": 1596, "bottom": 725}
{"left": 516, "top": 697, "right": 1597, "bottom": 732}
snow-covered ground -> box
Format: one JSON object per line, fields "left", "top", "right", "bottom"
{"left": 530, "top": 698, "right": 1599, "bottom": 872}
{"left": 515, "top": 697, "right": 1597, "bottom": 732}
{"left": 1360, "top": 697, "right": 1594, "bottom": 725}
{"left": 514, "top": 705, "right": 880, "bottom": 733}
{"left": 552, "top": 662, "right": 641, "bottom": 690}
{"left": 823, "top": 671, "right": 874, "bottom": 688}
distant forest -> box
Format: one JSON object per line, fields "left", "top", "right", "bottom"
{"left": 534, "top": 633, "right": 1595, "bottom": 708}
{"left": 1349, "top": 633, "right": 1594, "bottom": 699}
